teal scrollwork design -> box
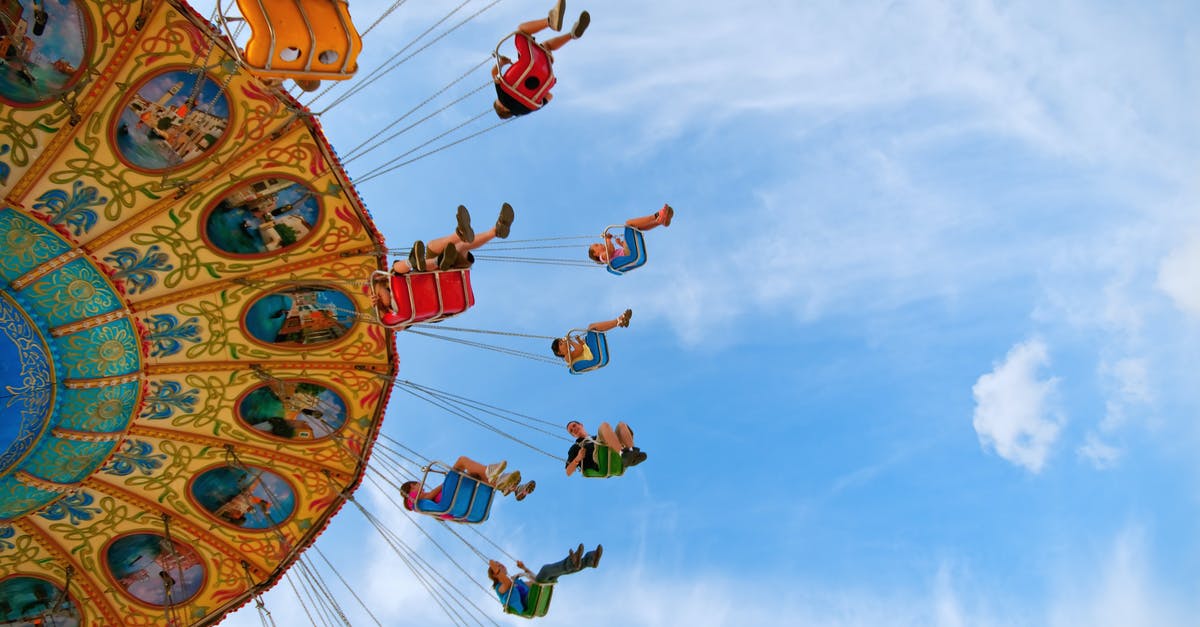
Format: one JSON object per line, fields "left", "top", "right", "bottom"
{"left": 25, "top": 259, "right": 122, "bottom": 327}
{"left": 38, "top": 491, "right": 101, "bottom": 525}
{"left": 32, "top": 180, "right": 108, "bottom": 236}
{"left": 101, "top": 439, "right": 166, "bottom": 477}
{"left": 0, "top": 525, "right": 13, "bottom": 551}
{"left": 140, "top": 380, "right": 199, "bottom": 420}
{"left": 105, "top": 245, "right": 175, "bottom": 294}
{"left": 143, "top": 313, "right": 202, "bottom": 357}
{"left": 60, "top": 320, "right": 139, "bottom": 379}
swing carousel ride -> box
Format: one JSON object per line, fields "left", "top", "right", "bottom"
{"left": 0, "top": 0, "right": 661, "bottom": 624}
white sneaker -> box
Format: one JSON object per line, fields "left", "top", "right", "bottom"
{"left": 548, "top": 0, "right": 566, "bottom": 31}
{"left": 485, "top": 461, "right": 507, "bottom": 484}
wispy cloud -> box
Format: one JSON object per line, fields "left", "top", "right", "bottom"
{"left": 972, "top": 338, "right": 1062, "bottom": 472}
{"left": 1157, "top": 236, "right": 1200, "bottom": 318}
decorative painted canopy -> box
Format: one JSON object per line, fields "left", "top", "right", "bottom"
{"left": 0, "top": 1, "right": 395, "bottom": 624}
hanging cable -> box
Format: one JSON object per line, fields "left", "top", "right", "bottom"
{"left": 391, "top": 381, "right": 563, "bottom": 460}
{"left": 284, "top": 570, "right": 324, "bottom": 627}
{"left": 354, "top": 109, "right": 491, "bottom": 182}
{"left": 342, "top": 59, "right": 492, "bottom": 162}
{"left": 344, "top": 81, "right": 491, "bottom": 166}
{"left": 396, "top": 379, "right": 572, "bottom": 441}
{"left": 360, "top": 0, "right": 411, "bottom": 37}
{"left": 355, "top": 116, "right": 511, "bottom": 182}
{"left": 314, "top": 0, "right": 502, "bottom": 112}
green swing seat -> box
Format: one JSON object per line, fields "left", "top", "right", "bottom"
{"left": 503, "top": 576, "right": 554, "bottom": 619}
{"left": 581, "top": 445, "right": 625, "bottom": 479}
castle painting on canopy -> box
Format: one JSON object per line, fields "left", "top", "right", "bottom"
{"left": 243, "top": 285, "right": 356, "bottom": 347}
{"left": 203, "top": 178, "right": 321, "bottom": 256}
{"left": 190, "top": 465, "right": 297, "bottom": 530}
{"left": 114, "top": 68, "right": 230, "bottom": 171}
{"left": 0, "top": 0, "right": 88, "bottom": 106}
{"left": 104, "top": 533, "right": 204, "bottom": 607}
{"left": 238, "top": 380, "right": 349, "bottom": 441}
{"left": 0, "top": 575, "right": 79, "bottom": 627}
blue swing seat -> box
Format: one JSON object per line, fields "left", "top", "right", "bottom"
{"left": 415, "top": 464, "right": 496, "bottom": 524}
{"left": 565, "top": 329, "right": 609, "bottom": 375}
{"left": 604, "top": 226, "right": 648, "bottom": 276}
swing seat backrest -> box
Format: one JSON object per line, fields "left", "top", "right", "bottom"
{"left": 566, "top": 329, "right": 609, "bottom": 374}
{"left": 581, "top": 445, "right": 626, "bottom": 478}
{"left": 447, "top": 475, "right": 493, "bottom": 522}
{"left": 604, "top": 226, "right": 648, "bottom": 276}
{"left": 374, "top": 269, "right": 475, "bottom": 330}
{"left": 504, "top": 577, "right": 554, "bottom": 618}
{"left": 415, "top": 467, "right": 459, "bottom": 515}
{"left": 493, "top": 32, "right": 557, "bottom": 112}
{"left": 463, "top": 481, "right": 495, "bottom": 524}
{"left": 231, "top": 0, "right": 362, "bottom": 80}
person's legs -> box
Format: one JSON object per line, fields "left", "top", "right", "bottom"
{"left": 596, "top": 422, "right": 622, "bottom": 450}
{"left": 624, "top": 204, "right": 673, "bottom": 231}
{"left": 541, "top": 33, "right": 572, "bottom": 51}
{"left": 454, "top": 456, "right": 506, "bottom": 482}
{"left": 586, "top": 309, "right": 632, "bottom": 333}
{"left": 614, "top": 422, "right": 635, "bottom": 449}
{"left": 517, "top": 18, "right": 551, "bottom": 36}
{"left": 534, "top": 550, "right": 584, "bottom": 583}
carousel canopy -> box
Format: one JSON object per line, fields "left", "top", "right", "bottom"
{"left": 0, "top": 0, "right": 395, "bottom": 624}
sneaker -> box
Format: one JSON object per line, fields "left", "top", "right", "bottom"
{"left": 618, "top": 308, "right": 633, "bottom": 327}
{"left": 515, "top": 480, "right": 536, "bottom": 501}
{"left": 408, "top": 240, "right": 427, "bottom": 272}
{"left": 621, "top": 448, "right": 648, "bottom": 467}
{"left": 570, "top": 543, "right": 584, "bottom": 569}
{"left": 590, "top": 544, "right": 602, "bottom": 568}
{"left": 496, "top": 470, "right": 522, "bottom": 494}
{"left": 437, "top": 244, "right": 459, "bottom": 270}
{"left": 484, "top": 461, "right": 507, "bottom": 484}
{"left": 456, "top": 205, "right": 475, "bottom": 243}
{"left": 495, "top": 202, "right": 515, "bottom": 239}
{"left": 547, "top": 0, "right": 566, "bottom": 31}
{"left": 570, "top": 11, "right": 590, "bottom": 39}
{"left": 658, "top": 203, "right": 674, "bottom": 227}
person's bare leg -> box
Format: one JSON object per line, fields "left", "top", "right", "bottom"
{"left": 596, "top": 422, "right": 622, "bottom": 450}
{"left": 587, "top": 309, "right": 631, "bottom": 333}
{"left": 425, "top": 233, "right": 464, "bottom": 255}
{"left": 614, "top": 422, "right": 635, "bottom": 449}
{"left": 542, "top": 33, "right": 573, "bottom": 51}
{"left": 625, "top": 214, "right": 661, "bottom": 231}
{"left": 454, "top": 456, "right": 489, "bottom": 480}
{"left": 517, "top": 18, "right": 551, "bottom": 36}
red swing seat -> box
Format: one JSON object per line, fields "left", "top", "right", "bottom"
{"left": 371, "top": 269, "right": 475, "bottom": 330}
{"left": 493, "top": 32, "right": 557, "bottom": 112}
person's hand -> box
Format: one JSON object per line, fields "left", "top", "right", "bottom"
{"left": 516, "top": 560, "right": 527, "bottom": 570}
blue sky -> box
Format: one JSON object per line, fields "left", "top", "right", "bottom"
{"left": 201, "top": 0, "right": 1200, "bottom": 625}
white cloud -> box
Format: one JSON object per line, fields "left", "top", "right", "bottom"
{"left": 1077, "top": 432, "right": 1122, "bottom": 470}
{"left": 1157, "top": 236, "right": 1200, "bottom": 318}
{"left": 972, "top": 339, "right": 1063, "bottom": 472}
{"left": 1047, "top": 526, "right": 1190, "bottom": 627}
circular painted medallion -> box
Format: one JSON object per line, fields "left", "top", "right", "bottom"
{"left": 0, "top": 290, "right": 53, "bottom": 475}
{"left": 104, "top": 533, "right": 205, "bottom": 606}
{"left": 0, "top": 575, "right": 79, "bottom": 626}
{"left": 202, "top": 177, "right": 322, "bottom": 257}
{"left": 237, "top": 380, "right": 349, "bottom": 441}
{"left": 242, "top": 285, "right": 356, "bottom": 348}
{"left": 189, "top": 465, "right": 297, "bottom": 530}
{"left": 112, "top": 68, "right": 230, "bottom": 172}
{"left": 0, "top": 0, "right": 91, "bottom": 108}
